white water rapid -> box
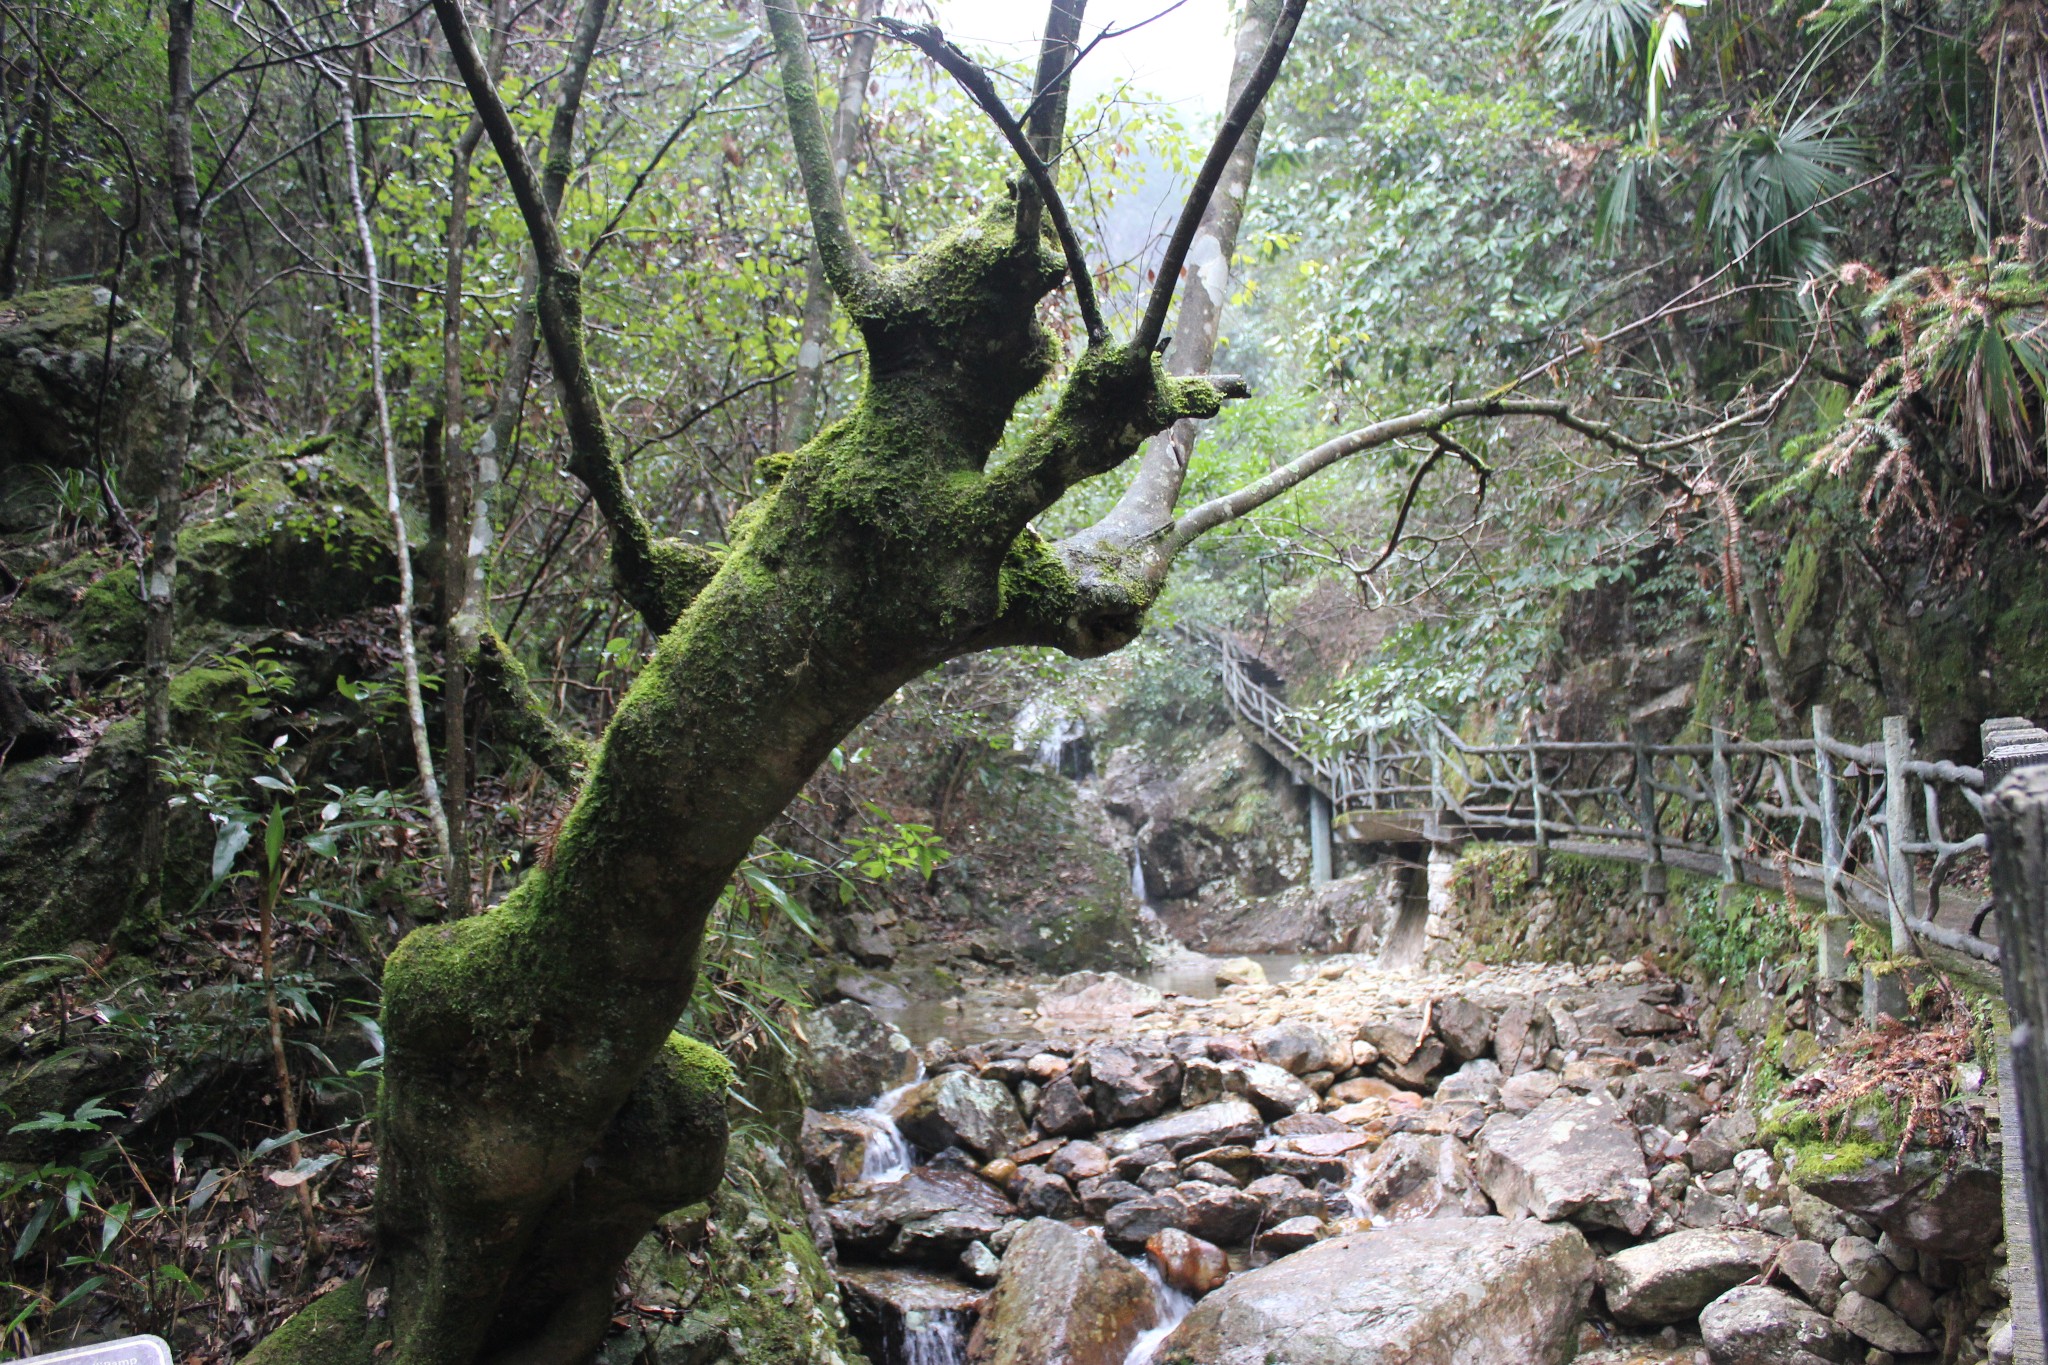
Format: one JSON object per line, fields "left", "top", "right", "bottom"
{"left": 899, "top": 1308, "right": 970, "bottom": 1365}
{"left": 1122, "top": 1256, "right": 1196, "bottom": 1365}
{"left": 850, "top": 1075, "right": 923, "bottom": 1183}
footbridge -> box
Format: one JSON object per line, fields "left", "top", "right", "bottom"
{"left": 1209, "top": 634, "right": 2015, "bottom": 970}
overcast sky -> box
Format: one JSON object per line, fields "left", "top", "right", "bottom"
{"left": 927, "top": 0, "right": 1236, "bottom": 118}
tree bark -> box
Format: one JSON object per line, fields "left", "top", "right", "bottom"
{"left": 139, "top": 0, "right": 203, "bottom": 904}
{"left": 335, "top": 68, "right": 454, "bottom": 870}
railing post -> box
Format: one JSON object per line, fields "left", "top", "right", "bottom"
{"left": 1711, "top": 726, "right": 1738, "bottom": 889}
{"left": 1983, "top": 746, "right": 2048, "bottom": 1363}
{"left": 1633, "top": 722, "right": 1666, "bottom": 904}
{"left": 1527, "top": 736, "right": 1548, "bottom": 880}
{"left": 1883, "top": 714, "right": 1918, "bottom": 952}
{"left": 1812, "top": 706, "right": 1853, "bottom": 982}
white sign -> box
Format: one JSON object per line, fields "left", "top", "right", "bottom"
{"left": 14, "top": 1337, "right": 173, "bottom": 1365}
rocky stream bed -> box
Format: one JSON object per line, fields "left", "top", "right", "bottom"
{"left": 795, "top": 959, "right": 2016, "bottom": 1365}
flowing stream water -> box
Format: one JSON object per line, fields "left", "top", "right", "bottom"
{"left": 1122, "top": 1256, "right": 1196, "bottom": 1364}
{"left": 848, "top": 1075, "right": 922, "bottom": 1183}
{"left": 898, "top": 1309, "right": 970, "bottom": 1365}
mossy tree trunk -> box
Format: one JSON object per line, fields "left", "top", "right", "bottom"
{"left": 253, "top": 2, "right": 1304, "bottom": 1361}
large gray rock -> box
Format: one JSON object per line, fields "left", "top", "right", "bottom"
{"left": 1033, "top": 971, "right": 1165, "bottom": 1021}
{"left": 805, "top": 1000, "right": 920, "bottom": 1109}
{"left": 893, "top": 1071, "right": 1029, "bottom": 1159}
{"left": 1104, "top": 1099, "right": 1265, "bottom": 1158}
{"left": 1090, "top": 1046, "right": 1182, "bottom": 1124}
{"left": 966, "top": 1219, "right": 1156, "bottom": 1365}
{"left": 1347, "top": 1133, "right": 1492, "bottom": 1224}
{"left": 1599, "top": 1228, "right": 1781, "bottom": 1325}
{"left": 1156, "top": 1216, "right": 1595, "bottom": 1364}
{"left": 1475, "top": 1091, "right": 1653, "bottom": 1234}
{"left": 826, "top": 1167, "right": 1014, "bottom": 1256}
{"left": 1699, "top": 1284, "right": 1850, "bottom": 1364}
{"left": 1224, "top": 1060, "right": 1318, "bottom": 1120}
{"left": 1251, "top": 1022, "right": 1334, "bottom": 1074}
{"left": 1790, "top": 1146, "right": 2004, "bottom": 1258}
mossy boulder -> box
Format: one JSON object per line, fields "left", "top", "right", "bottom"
{"left": 0, "top": 719, "right": 155, "bottom": 959}
{"left": 596, "top": 1135, "right": 863, "bottom": 1365}
{"left": 0, "top": 286, "right": 173, "bottom": 529}
{"left": 19, "top": 446, "right": 397, "bottom": 678}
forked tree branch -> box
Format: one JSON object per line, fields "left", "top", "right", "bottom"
{"left": 876, "top": 17, "right": 1107, "bottom": 343}
{"left": 1132, "top": 0, "right": 1306, "bottom": 353}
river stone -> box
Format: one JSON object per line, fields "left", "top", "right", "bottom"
{"left": 1832, "top": 1291, "right": 1931, "bottom": 1354}
{"left": 801, "top": 1107, "right": 887, "bottom": 1193}
{"left": 1686, "top": 1111, "right": 1760, "bottom": 1174}
{"left": 1699, "top": 1284, "right": 1851, "bottom": 1364}
{"left": 1498, "top": 1069, "right": 1563, "bottom": 1113}
{"left": 1214, "top": 958, "right": 1266, "bottom": 988}
{"left": 1177, "top": 1181, "right": 1262, "bottom": 1245}
{"left": 805, "top": 1000, "right": 920, "bottom": 1109}
{"left": 1033, "top": 971, "right": 1165, "bottom": 1021}
{"left": 1252, "top": 1022, "right": 1331, "bottom": 1074}
{"left": 1777, "top": 1239, "right": 1846, "bottom": 1312}
{"left": 1104, "top": 1191, "right": 1190, "bottom": 1247}
{"left": 1256, "top": 1215, "right": 1326, "bottom": 1256}
{"left": 1078, "top": 1175, "right": 1148, "bottom": 1217}
{"left": 895, "top": 1071, "right": 1029, "bottom": 1159}
{"left": 1105, "top": 1098, "right": 1265, "bottom": 1158}
{"left": 1790, "top": 1146, "right": 2004, "bottom": 1257}
{"left": 1050, "top": 1139, "right": 1111, "bottom": 1182}
{"left": 1011, "top": 1165, "right": 1079, "bottom": 1219}
{"left": 1156, "top": 1216, "right": 1594, "bottom": 1364}
{"left": 894, "top": 1208, "right": 1011, "bottom": 1261}
{"left": 1599, "top": 1228, "right": 1781, "bottom": 1325}
{"left": 1148, "top": 1227, "right": 1230, "bottom": 1294}
{"left": 827, "top": 1167, "right": 1014, "bottom": 1254}
{"left": 1829, "top": 1234, "right": 1894, "bottom": 1297}
{"left": 1492, "top": 1000, "right": 1554, "bottom": 1075}
{"left": 966, "top": 1219, "right": 1155, "bottom": 1365}
{"left": 1475, "top": 1090, "right": 1653, "bottom": 1234}
{"left": 1034, "top": 1073, "right": 1096, "bottom": 1137}
{"left": 1225, "top": 1060, "right": 1318, "bottom": 1119}
{"left": 1244, "top": 1172, "right": 1324, "bottom": 1222}
{"left": 1348, "top": 1132, "right": 1492, "bottom": 1224}
{"left": 1090, "top": 1046, "right": 1183, "bottom": 1124}
{"left": 1434, "top": 997, "right": 1495, "bottom": 1061}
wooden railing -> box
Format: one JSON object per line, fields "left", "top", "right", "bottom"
{"left": 1210, "top": 636, "right": 2001, "bottom": 966}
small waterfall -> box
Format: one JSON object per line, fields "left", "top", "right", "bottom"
{"left": 1130, "top": 847, "right": 1153, "bottom": 909}
{"left": 1122, "top": 1256, "right": 1196, "bottom": 1365}
{"left": 899, "top": 1308, "right": 970, "bottom": 1365}
{"left": 850, "top": 1075, "right": 923, "bottom": 1184}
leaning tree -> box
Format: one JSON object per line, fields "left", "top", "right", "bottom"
{"left": 249, "top": 0, "right": 1770, "bottom": 1358}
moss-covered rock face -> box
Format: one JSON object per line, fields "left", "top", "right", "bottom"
{"left": 598, "top": 1136, "right": 861, "bottom": 1365}
{"left": 0, "top": 286, "right": 173, "bottom": 529}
